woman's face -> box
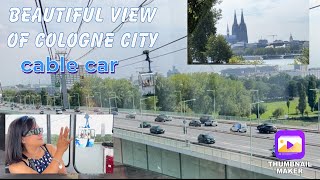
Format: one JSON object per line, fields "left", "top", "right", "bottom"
{"left": 22, "top": 124, "right": 44, "bottom": 147}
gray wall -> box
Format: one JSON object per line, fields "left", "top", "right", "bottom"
{"left": 116, "top": 138, "right": 277, "bottom": 179}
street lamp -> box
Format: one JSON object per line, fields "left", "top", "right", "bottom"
{"left": 250, "top": 89, "right": 260, "bottom": 124}
{"left": 109, "top": 96, "right": 117, "bottom": 114}
{"left": 207, "top": 89, "right": 216, "bottom": 118}
{"left": 128, "top": 93, "right": 135, "bottom": 110}
{"left": 249, "top": 100, "right": 264, "bottom": 165}
{"left": 182, "top": 98, "right": 196, "bottom": 145}
{"left": 140, "top": 97, "right": 151, "bottom": 115}
{"left": 310, "top": 89, "right": 320, "bottom": 132}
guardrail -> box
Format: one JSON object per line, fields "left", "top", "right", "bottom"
{"left": 114, "top": 128, "right": 320, "bottom": 179}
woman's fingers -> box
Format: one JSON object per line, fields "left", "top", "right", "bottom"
{"left": 68, "top": 137, "right": 74, "bottom": 143}
{"left": 59, "top": 127, "right": 63, "bottom": 139}
{"left": 63, "top": 127, "right": 69, "bottom": 138}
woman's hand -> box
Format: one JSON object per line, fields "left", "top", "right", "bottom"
{"left": 56, "top": 127, "right": 73, "bottom": 154}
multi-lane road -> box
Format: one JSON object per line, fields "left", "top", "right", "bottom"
{"left": 113, "top": 114, "right": 320, "bottom": 168}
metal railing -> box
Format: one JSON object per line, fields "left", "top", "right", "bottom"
{"left": 114, "top": 128, "right": 320, "bottom": 179}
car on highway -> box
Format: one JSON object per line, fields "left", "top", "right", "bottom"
{"left": 198, "top": 133, "right": 215, "bottom": 144}
{"left": 139, "top": 122, "right": 151, "bottom": 128}
{"left": 230, "top": 122, "right": 247, "bottom": 133}
{"left": 94, "top": 108, "right": 101, "bottom": 112}
{"left": 258, "top": 124, "right": 277, "bottom": 134}
{"left": 40, "top": 110, "right": 44, "bottom": 114}
{"left": 199, "top": 115, "right": 214, "bottom": 124}
{"left": 150, "top": 126, "right": 165, "bottom": 134}
{"left": 111, "top": 111, "right": 118, "bottom": 115}
{"left": 74, "top": 107, "right": 81, "bottom": 113}
{"left": 126, "top": 112, "right": 136, "bottom": 119}
{"left": 189, "top": 120, "right": 201, "bottom": 127}
{"left": 204, "top": 119, "right": 218, "bottom": 127}
{"left": 155, "top": 114, "right": 172, "bottom": 122}
{"left": 271, "top": 145, "right": 275, "bottom": 157}
{"left": 56, "top": 109, "right": 63, "bottom": 114}
{"left": 257, "top": 122, "right": 273, "bottom": 130}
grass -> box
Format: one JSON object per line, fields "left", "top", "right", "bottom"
{"left": 260, "top": 98, "right": 317, "bottom": 119}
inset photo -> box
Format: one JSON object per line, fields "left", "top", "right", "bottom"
{"left": 74, "top": 114, "right": 113, "bottom": 174}
{"left": 188, "top": 0, "right": 309, "bottom": 65}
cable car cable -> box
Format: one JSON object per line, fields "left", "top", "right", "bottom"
{"left": 34, "top": 0, "right": 54, "bottom": 59}
{"left": 74, "top": 0, "right": 152, "bottom": 62}
{"left": 118, "top": 47, "right": 187, "bottom": 69}
{"left": 66, "top": 0, "right": 94, "bottom": 59}
{"left": 310, "top": 5, "right": 320, "bottom": 9}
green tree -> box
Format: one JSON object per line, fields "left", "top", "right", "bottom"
{"left": 188, "top": 0, "right": 222, "bottom": 64}
{"left": 307, "top": 76, "right": 317, "bottom": 112}
{"left": 69, "top": 82, "right": 84, "bottom": 108}
{"left": 251, "top": 103, "right": 267, "bottom": 119}
{"left": 297, "top": 82, "right": 307, "bottom": 116}
{"left": 286, "top": 99, "right": 290, "bottom": 115}
{"left": 205, "top": 35, "right": 233, "bottom": 64}
{"left": 286, "top": 80, "right": 297, "bottom": 98}
{"left": 40, "top": 88, "right": 48, "bottom": 106}
{"left": 295, "top": 48, "right": 309, "bottom": 65}
{"left": 273, "top": 108, "right": 284, "bottom": 119}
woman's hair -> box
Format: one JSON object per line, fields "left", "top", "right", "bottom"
{"left": 5, "top": 116, "right": 36, "bottom": 165}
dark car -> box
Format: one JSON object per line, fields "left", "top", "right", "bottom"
{"left": 40, "top": 110, "right": 44, "bottom": 114}
{"left": 126, "top": 112, "right": 136, "bottom": 119}
{"left": 200, "top": 115, "right": 214, "bottom": 124}
{"left": 155, "top": 114, "right": 172, "bottom": 122}
{"left": 257, "top": 123, "right": 273, "bottom": 130}
{"left": 150, "top": 126, "right": 165, "bottom": 134}
{"left": 111, "top": 111, "right": 118, "bottom": 115}
{"left": 74, "top": 107, "right": 81, "bottom": 113}
{"left": 259, "top": 124, "right": 277, "bottom": 134}
{"left": 140, "top": 122, "right": 151, "bottom": 128}
{"left": 189, "top": 120, "right": 201, "bottom": 127}
{"left": 271, "top": 145, "right": 275, "bottom": 157}
{"left": 198, "top": 134, "right": 215, "bottom": 144}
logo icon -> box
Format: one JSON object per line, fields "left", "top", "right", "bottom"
{"left": 275, "top": 130, "right": 305, "bottom": 160}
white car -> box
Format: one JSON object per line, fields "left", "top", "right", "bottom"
{"left": 56, "top": 109, "right": 63, "bottom": 114}
{"left": 230, "top": 122, "right": 247, "bottom": 133}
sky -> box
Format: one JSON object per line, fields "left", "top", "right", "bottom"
{"left": 0, "top": 0, "right": 320, "bottom": 86}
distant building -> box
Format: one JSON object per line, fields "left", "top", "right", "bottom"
{"left": 167, "top": 66, "right": 180, "bottom": 77}
{"left": 50, "top": 64, "right": 96, "bottom": 90}
{"left": 221, "top": 66, "right": 279, "bottom": 77}
{"left": 224, "top": 10, "right": 248, "bottom": 44}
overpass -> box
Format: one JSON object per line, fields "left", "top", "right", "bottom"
{"left": 112, "top": 114, "right": 320, "bottom": 179}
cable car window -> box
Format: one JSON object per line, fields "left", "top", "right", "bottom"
{"left": 74, "top": 114, "right": 113, "bottom": 174}
{"left": 49, "top": 115, "right": 71, "bottom": 167}
{"left": 139, "top": 73, "right": 156, "bottom": 96}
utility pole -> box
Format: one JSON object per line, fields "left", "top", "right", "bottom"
{"left": 55, "top": 51, "right": 69, "bottom": 110}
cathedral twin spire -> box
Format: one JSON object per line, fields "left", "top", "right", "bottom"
{"left": 230, "top": 9, "right": 248, "bottom": 43}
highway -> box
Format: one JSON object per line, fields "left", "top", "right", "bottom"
{"left": 113, "top": 114, "right": 320, "bottom": 168}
